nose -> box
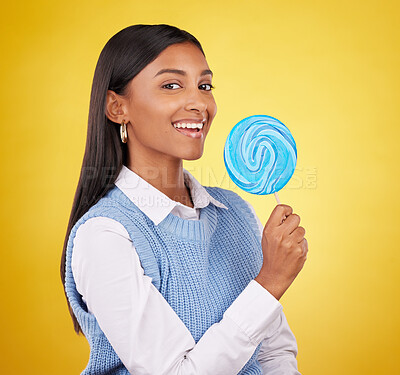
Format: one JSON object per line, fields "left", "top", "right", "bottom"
{"left": 183, "top": 86, "right": 207, "bottom": 113}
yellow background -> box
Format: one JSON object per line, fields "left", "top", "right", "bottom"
{"left": 1, "top": 0, "right": 399, "bottom": 373}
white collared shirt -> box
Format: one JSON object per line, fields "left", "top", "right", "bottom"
{"left": 71, "top": 165, "right": 300, "bottom": 375}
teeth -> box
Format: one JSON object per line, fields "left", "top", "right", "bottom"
{"left": 173, "top": 122, "right": 204, "bottom": 129}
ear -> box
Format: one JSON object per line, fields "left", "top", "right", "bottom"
{"left": 105, "top": 90, "right": 127, "bottom": 124}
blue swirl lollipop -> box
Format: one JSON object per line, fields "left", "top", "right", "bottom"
{"left": 223, "top": 115, "right": 297, "bottom": 203}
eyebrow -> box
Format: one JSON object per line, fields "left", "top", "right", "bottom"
{"left": 153, "top": 68, "right": 213, "bottom": 78}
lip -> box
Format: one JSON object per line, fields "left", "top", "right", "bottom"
{"left": 171, "top": 120, "right": 206, "bottom": 139}
{"left": 171, "top": 118, "right": 207, "bottom": 139}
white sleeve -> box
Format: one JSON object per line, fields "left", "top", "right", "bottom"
{"left": 244, "top": 200, "right": 300, "bottom": 374}
{"left": 257, "top": 311, "right": 301, "bottom": 374}
{"left": 72, "top": 216, "right": 283, "bottom": 375}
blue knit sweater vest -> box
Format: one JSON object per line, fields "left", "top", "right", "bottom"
{"left": 65, "top": 185, "right": 264, "bottom": 374}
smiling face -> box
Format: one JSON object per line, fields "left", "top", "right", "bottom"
{"left": 120, "top": 42, "right": 217, "bottom": 163}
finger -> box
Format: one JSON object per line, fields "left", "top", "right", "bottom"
{"left": 289, "top": 226, "right": 306, "bottom": 242}
{"left": 281, "top": 213, "right": 301, "bottom": 235}
{"left": 267, "top": 204, "right": 293, "bottom": 227}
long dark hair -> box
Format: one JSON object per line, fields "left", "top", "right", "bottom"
{"left": 60, "top": 24, "right": 205, "bottom": 335}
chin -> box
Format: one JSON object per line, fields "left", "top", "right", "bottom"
{"left": 181, "top": 147, "right": 204, "bottom": 161}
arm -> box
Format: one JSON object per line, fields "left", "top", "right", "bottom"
{"left": 257, "top": 311, "right": 301, "bottom": 374}
{"left": 72, "top": 217, "right": 282, "bottom": 375}
{"left": 244, "top": 201, "right": 300, "bottom": 374}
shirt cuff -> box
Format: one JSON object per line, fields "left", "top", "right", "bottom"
{"left": 224, "top": 279, "right": 283, "bottom": 346}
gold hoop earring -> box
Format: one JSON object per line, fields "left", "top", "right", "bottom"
{"left": 120, "top": 120, "right": 128, "bottom": 143}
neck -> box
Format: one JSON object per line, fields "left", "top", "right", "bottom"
{"left": 126, "top": 149, "right": 194, "bottom": 209}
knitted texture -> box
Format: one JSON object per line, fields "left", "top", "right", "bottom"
{"left": 65, "top": 185, "right": 264, "bottom": 374}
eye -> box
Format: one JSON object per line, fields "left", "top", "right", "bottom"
{"left": 199, "top": 83, "right": 215, "bottom": 91}
{"left": 162, "top": 83, "right": 181, "bottom": 90}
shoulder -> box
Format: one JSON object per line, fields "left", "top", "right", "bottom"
{"left": 204, "top": 186, "right": 244, "bottom": 204}
{"left": 74, "top": 216, "right": 131, "bottom": 246}
{"left": 71, "top": 217, "right": 133, "bottom": 277}
{"left": 204, "top": 186, "right": 252, "bottom": 214}
{"left": 68, "top": 186, "right": 145, "bottom": 243}
{"left": 204, "top": 186, "right": 263, "bottom": 239}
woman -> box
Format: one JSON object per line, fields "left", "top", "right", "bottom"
{"left": 61, "top": 24, "right": 308, "bottom": 374}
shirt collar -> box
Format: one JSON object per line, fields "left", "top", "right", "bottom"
{"left": 114, "top": 165, "right": 228, "bottom": 225}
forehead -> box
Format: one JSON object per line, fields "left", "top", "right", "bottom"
{"left": 140, "top": 42, "right": 209, "bottom": 77}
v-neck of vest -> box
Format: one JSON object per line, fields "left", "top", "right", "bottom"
{"left": 108, "top": 185, "right": 219, "bottom": 243}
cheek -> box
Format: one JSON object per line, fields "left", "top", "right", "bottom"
{"left": 130, "top": 98, "right": 180, "bottom": 142}
{"left": 208, "top": 97, "right": 217, "bottom": 120}
{"left": 133, "top": 97, "right": 174, "bottom": 126}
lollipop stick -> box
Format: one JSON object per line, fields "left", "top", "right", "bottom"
{"left": 274, "top": 192, "right": 281, "bottom": 204}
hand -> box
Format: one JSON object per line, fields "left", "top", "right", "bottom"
{"left": 255, "top": 204, "right": 308, "bottom": 300}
